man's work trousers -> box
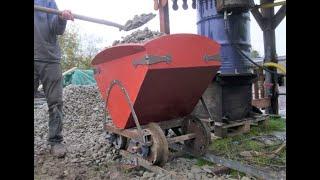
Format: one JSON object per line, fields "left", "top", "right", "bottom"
{"left": 34, "top": 61, "right": 64, "bottom": 145}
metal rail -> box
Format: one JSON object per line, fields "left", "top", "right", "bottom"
{"left": 169, "top": 143, "right": 286, "bottom": 180}
{"left": 119, "top": 150, "right": 186, "bottom": 179}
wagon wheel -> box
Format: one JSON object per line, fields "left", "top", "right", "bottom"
{"left": 144, "top": 123, "right": 169, "bottom": 166}
{"left": 181, "top": 115, "right": 211, "bottom": 156}
{"left": 102, "top": 105, "right": 128, "bottom": 149}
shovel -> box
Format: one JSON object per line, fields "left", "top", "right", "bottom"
{"left": 34, "top": 5, "right": 155, "bottom": 31}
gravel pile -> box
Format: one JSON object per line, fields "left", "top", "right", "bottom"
{"left": 62, "top": 85, "right": 105, "bottom": 122}
{"left": 34, "top": 85, "right": 123, "bottom": 179}
{"left": 113, "top": 27, "right": 165, "bottom": 46}
{"left": 122, "top": 13, "right": 156, "bottom": 31}
{"left": 34, "top": 85, "right": 107, "bottom": 156}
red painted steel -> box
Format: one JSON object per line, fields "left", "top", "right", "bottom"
{"left": 92, "top": 34, "right": 221, "bottom": 129}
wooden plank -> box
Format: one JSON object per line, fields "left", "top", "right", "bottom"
{"left": 214, "top": 115, "right": 268, "bottom": 137}
{"left": 167, "top": 133, "right": 196, "bottom": 144}
{"left": 273, "top": 5, "right": 286, "bottom": 29}
{"left": 226, "top": 122, "right": 251, "bottom": 137}
{"left": 158, "top": 1, "right": 170, "bottom": 34}
{"left": 252, "top": 98, "right": 271, "bottom": 108}
{"left": 250, "top": 8, "right": 266, "bottom": 30}
{"left": 222, "top": 121, "right": 246, "bottom": 128}
{"left": 211, "top": 133, "right": 221, "bottom": 141}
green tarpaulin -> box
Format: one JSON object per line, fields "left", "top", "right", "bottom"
{"left": 63, "top": 69, "right": 96, "bottom": 87}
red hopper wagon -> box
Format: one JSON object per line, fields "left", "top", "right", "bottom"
{"left": 92, "top": 34, "right": 221, "bottom": 166}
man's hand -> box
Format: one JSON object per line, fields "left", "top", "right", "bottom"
{"left": 59, "top": 10, "right": 74, "bottom": 21}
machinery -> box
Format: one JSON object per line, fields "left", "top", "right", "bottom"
{"left": 91, "top": 34, "right": 221, "bottom": 165}
{"left": 215, "top": 0, "right": 254, "bottom": 13}
{"left": 153, "top": 0, "right": 286, "bottom": 118}
{"left": 193, "top": 0, "right": 258, "bottom": 125}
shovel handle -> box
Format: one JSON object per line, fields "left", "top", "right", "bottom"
{"left": 34, "top": 5, "right": 125, "bottom": 30}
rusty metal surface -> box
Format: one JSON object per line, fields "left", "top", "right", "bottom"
{"left": 106, "top": 122, "right": 169, "bottom": 166}
{"left": 181, "top": 115, "right": 211, "bottom": 156}
{"left": 157, "top": 118, "right": 183, "bottom": 130}
{"left": 145, "top": 123, "right": 169, "bottom": 166}
{"left": 104, "top": 123, "right": 149, "bottom": 140}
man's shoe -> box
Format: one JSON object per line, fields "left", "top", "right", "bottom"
{"left": 50, "top": 143, "right": 67, "bottom": 158}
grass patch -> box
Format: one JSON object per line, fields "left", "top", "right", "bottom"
{"left": 182, "top": 153, "right": 195, "bottom": 159}
{"left": 195, "top": 158, "right": 214, "bottom": 167}
{"left": 230, "top": 169, "right": 246, "bottom": 178}
{"left": 247, "top": 118, "right": 286, "bottom": 135}
{"left": 266, "top": 118, "right": 286, "bottom": 131}
{"left": 210, "top": 117, "right": 286, "bottom": 169}
{"left": 245, "top": 140, "right": 262, "bottom": 151}
{"left": 34, "top": 175, "right": 41, "bottom": 180}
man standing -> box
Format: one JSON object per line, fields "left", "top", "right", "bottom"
{"left": 34, "top": 0, "right": 74, "bottom": 158}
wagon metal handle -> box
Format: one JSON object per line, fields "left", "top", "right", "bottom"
{"left": 105, "top": 80, "right": 145, "bottom": 143}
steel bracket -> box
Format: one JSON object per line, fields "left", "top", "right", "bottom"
{"left": 133, "top": 54, "right": 172, "bottom": 67}
{"left": 204, "top": 54, "right": 221, "bottom": 62}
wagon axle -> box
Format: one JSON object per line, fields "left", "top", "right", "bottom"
{"left": 104, "top": 115, "right": 211, "bottom": 166}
